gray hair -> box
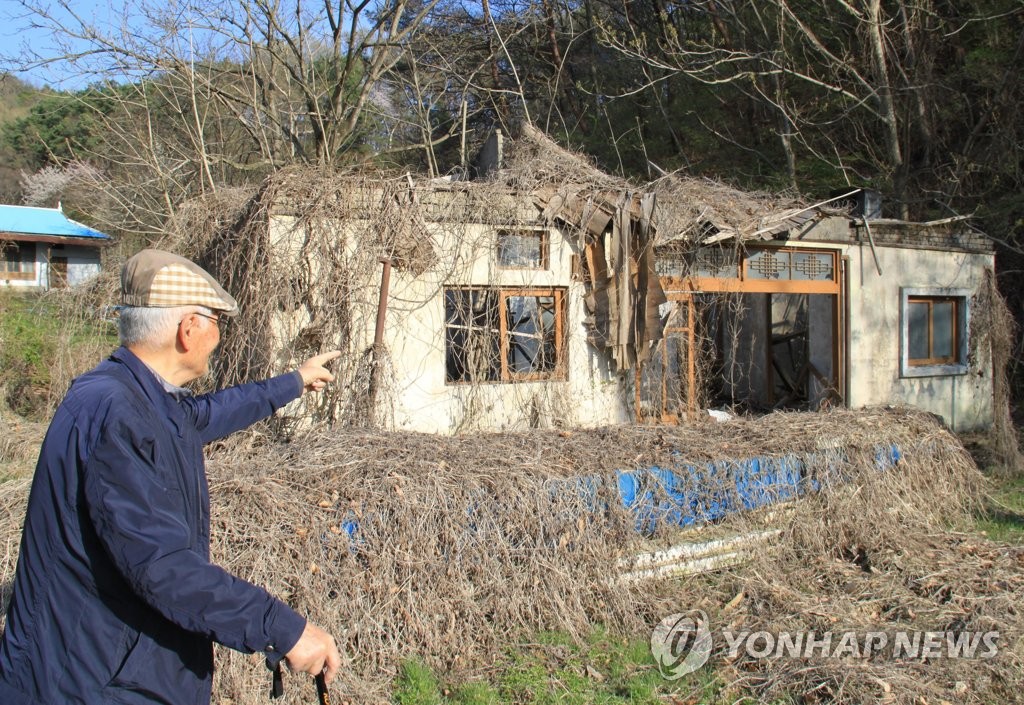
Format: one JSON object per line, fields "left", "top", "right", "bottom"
{"left": 118, "top": 305, "right": 213, "bottom": 348}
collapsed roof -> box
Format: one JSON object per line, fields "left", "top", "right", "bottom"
{"left": 490, "top": 124, "right": 817, "bottom": 248}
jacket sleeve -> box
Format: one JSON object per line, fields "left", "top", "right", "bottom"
{"left": 82, "top": 412, "right": 307, "bottom": 655}
{"left": 181, "top": 371, "right": 304, "bottom": 444}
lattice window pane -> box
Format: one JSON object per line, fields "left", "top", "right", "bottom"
{"left": 656, "top": 254, "right": 686, "bottom": 278}
{"left": 747, "top": 250, "right": 788, "bottom": 280}
{"left": 694, "top": 247, "right": 739, "bottom": 278}
{"left": 792, "top": 252, "right": 833, "bottom": 281}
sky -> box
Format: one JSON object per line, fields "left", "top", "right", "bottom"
{"left": 1, "top": 0, "right": 126, "bottom": 89}
{"left": 1, "top": 0, "right": 350, "bottom": 91}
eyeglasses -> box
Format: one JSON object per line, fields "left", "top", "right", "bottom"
{"left": 184, "top": 311, "right": 229, "bottom": 328}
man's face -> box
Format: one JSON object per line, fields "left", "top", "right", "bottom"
{"left": 180, "top": 311, "right": 222, "bottom": 380}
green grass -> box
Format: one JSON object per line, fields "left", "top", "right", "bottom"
{"left": 390, "top": 628, "right": 776, "bottom": 705}
{"left": 394, "top": 660, "right": 444, "bottom": 705}
{"left": 977, "top": 475, "right": 1024, "bottom": 543}
{"left": 0, "top": 291, "right": 116, "bottom": 418}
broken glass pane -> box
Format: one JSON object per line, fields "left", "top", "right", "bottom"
{"left": 507, "top": 295, "right": 557, "bottom": 374}
{"left": 497, "top": 231, "right": 545, "bottom": 268}
{"left": 445, "top": 289, "right": 499, "bottom": 382}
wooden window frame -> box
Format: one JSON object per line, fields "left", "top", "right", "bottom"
{"left": 900, "top": 288, "right": 969, "bottom": 378}
{"left": 907, "top": 296, "right": 959, "bottom": 366}
{"left": 1, "top": 242, "right": 36, "bottom": 281}
{"left": 636, "top": 295, "right": 696, "bottom": 424}
{"left": 496, "top": 229, "right": 549, "bottom": 271}
{"left": 663, "top": 246, "right": 839, "bottom": 295}
{"left": 445, "top": 286, "right": 567, "bottom": 384}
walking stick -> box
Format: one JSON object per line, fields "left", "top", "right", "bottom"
{"left": 266, "top": 653, "right": 333, "bottom": 704}
{"left": 315, "top": 672, "right": 332, "bottom": 705}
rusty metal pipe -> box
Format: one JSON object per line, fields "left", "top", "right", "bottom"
{"left": 373, "top": 257, "right": 393, "bottom": 348}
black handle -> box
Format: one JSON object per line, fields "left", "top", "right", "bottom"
{"left": 269, "top": 662, "right": 283, "bottom": 699}
{"left": 315, "top": 672, "right": 332, "bottom": 705}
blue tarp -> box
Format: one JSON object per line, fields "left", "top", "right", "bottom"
{"left": 615, "top": 446, "right": 900, "bottom": 533}
{"left": 334, "top": 444, "right": 903, "bottom": 548}
{"left": 0, "top": 205, "right": 110, "bottom": 240}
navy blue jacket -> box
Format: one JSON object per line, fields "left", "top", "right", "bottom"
{"left": 0, "top": 347, "right": 308, "bottom": 704}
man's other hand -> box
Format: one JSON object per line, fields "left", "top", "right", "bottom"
{"left": 297, "top": 350, "right": 342, "bottom": 394}
{"left": 284, "top": 621, "right": 342, "bottom": 683}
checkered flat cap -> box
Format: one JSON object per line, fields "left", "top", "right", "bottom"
{"left": 121, "top": 249, "right": 239, "bottom": 315}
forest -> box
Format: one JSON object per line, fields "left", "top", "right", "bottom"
{"left": 1, "top": 0, "right": 1022, "bottom": 394}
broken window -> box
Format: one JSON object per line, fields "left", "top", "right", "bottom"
{"left": 900, "top": 289, "right": 968, "bottom": 376}
{"left": 497, "top": 229, "right": 548, "bottom": 269}
{"left": 445, "top": 289, "right": 500, "bottom": 383}
{"left": 1, "top": 242, "right": 35, "bottom": 278}
{"left": 445, "top": 287, "right": 566, "bottom": 383}
{"left": 638, "top": 298, "right": 696, "bottom": 422}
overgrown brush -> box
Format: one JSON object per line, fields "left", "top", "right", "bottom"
{"left": 1, "top": 407, "right": 1019, "bottom": 703}
{"left": 189, "top": 408, "right": 1014, "bottom": 704}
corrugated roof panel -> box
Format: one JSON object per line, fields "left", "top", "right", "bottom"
{"left": 0, "top": 205, "right": 111, "bottom": 240}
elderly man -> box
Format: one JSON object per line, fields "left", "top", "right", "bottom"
{"left": 0, "top": 250, "right": 341, "bottom": 705}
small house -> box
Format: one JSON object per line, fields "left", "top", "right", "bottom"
{"left": 179, "top": 127, "right": 996, "bottom": 434}
{"left": 0, "top": 204, "right": 111, "bottom": 289}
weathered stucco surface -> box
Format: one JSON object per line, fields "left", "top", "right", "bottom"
{"left": 843, "top": 242, "right": 993, "bottom": 431}
{"left": 269, "top": 214, "right": 629, "bottom": 434}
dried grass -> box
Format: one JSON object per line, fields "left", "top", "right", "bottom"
{"left": 0, "top": 406, "right": 44, "bottom": 474}
{"left": 1, "top": 407, "right": 1020, "bottom": 703}
{"left": 199, "top": 407, "right": 1015, "bottom": 704}
{"left": 972, "top": 267, "right": 1023, "bottom": 475}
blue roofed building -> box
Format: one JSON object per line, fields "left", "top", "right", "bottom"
{"left": 0, "top": 204, "right": 111, "bottom": 289}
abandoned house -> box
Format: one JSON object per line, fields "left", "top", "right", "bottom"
{"left": 180, "top": 127, "right": 995, "bottom": 434}
{"left": 0, "top": 204, "right": 111, "bottom": 289}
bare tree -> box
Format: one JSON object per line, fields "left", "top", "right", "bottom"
{"left": 592, "top": 0, "right": 1003, "bottom": 216}
{"left": 8, "top": 0, "right": 442, "bottom": 169}
{"left": 2, "top": 0, "right": 448, "bottom": 239}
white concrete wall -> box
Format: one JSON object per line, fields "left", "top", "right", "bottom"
{"left": 842, "top": 242, "right": 994, "bottom": 431}
{"left": 45, "top": 245, "right": 103, "bottom": 287}
{"left": 269, "top": 215, "right": 630, "bottom": 434}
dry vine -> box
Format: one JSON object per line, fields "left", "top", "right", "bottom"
{"left": 971, "top": 267, "right": 1023, "bottom": 475}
